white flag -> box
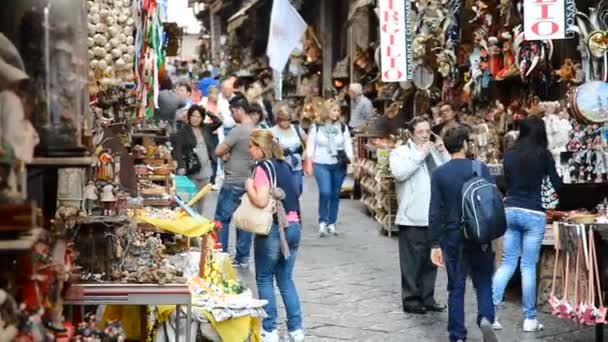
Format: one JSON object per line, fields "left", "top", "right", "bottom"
{"left": 266, "top": 0, "right": 307, "bottom": 72}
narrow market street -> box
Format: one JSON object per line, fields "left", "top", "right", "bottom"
{"left": 207, "top": 177, "right": 599, "bottom": 342}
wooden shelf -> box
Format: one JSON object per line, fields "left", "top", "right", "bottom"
{"left": 76, "top": 215, "right": 131, "bottom": 225}
{"left": 0, "top": 232, "right": 39, "bottom": 251}
{"left": 28, "top": 156, "right": 93, "bottom": 167}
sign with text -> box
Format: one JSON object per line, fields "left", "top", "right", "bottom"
{"left": 523, "top": 0, "right": 568, "bottom": 40}
{"left": 379, "top": 0, "right": 411, "bottom": 82}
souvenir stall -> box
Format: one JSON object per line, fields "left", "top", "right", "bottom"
{"left": 0, "top": 1, "right": 264, "bottom": 341}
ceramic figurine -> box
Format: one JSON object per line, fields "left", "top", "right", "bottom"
{"left": 495, "top": 33, "right": 517, "bottom": 80}
{"left": 96, "top": 150, "right": 114, "bottom": 181}
{"left": 83, "top": 181, "right": 98, "bottom": 215}
{"left": 100, "top": 184, "right": 116, "bottom": 215}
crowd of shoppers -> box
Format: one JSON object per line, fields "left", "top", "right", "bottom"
{"left": 164, "top": 62, "right": 562, "bottom": 341}
{"left": 388, "top": 104, "right": 559, "bottom": 342}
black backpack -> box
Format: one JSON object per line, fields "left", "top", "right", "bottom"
{"left": 460, "top": 160, "right": 506, "bottom": 244}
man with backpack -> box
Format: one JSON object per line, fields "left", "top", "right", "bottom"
{"left": 428, "top": 126, "right": 503, "bottom": 342}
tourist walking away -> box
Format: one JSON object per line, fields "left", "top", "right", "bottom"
{"left": 492, "top": 115, "right": 561, "bottom": 332}
{"left": 429, "top": 126, "right": 498, "bottom": 342}
{"left": 214, "top": 97, "right": 256, "bottom": 267}
{"left": 173, "top": 105, "right": 222, "bottom": 214}
{"left": 346, "top": 83, "right": 374, "bottom": 132}
{"left": 271, "top": 105, "right": 307, "bottom": 195}
{"left": 304, "top": 99, "right": 353, "bottom": 237}
{"left": 157, "top": 77, "right": 186, "bottom": 130}
{"left": 245, "top": 129, "right": 304, "bottom": 342}
{"left": 389, "top": 115, "right": 449, "bottom": 314}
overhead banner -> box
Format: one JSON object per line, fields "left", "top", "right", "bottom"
{"left": 378, "top": 0, "right": 412, "bottom": 82}
{"left": 523, "top": 0, "right": 569, "bottom": 40}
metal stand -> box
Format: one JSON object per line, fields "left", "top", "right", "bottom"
{"left": 596, "top": 323, "right": 604, "bottom": 342}
{"left": 65, "top": 283, "right": 192, "bottom": 342}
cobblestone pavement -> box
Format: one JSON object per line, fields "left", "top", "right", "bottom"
{"left": 208, "top": 177, "right": 600, "bottom": 341}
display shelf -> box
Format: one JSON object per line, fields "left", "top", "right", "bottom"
{"left": 76, "top": 215, "right": 131, "bottom": 225}
{"left": 0, "top": 233, "right": 38, "bottom": 251}
{"left": 357, "top": 157, "right": 398, "bottom": 237}
{"left": 28, "top": 156, "right": 94, "bottom": 167}
{"left": 65, "top": 283, "right": 192, "bottom": 342}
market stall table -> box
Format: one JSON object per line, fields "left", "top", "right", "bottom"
{"left": 65, "top": 283, "right": 192, "bottom": 342}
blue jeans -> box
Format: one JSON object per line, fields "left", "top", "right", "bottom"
{"left": 214, "top": 183, "right": 252, "bottom": 263}
{"left": 492, "top": 207, "right": 546, "bottom": 319}
{"left": 255, "top": 222, "right": 303, "bottom": 332}
{"left": 313, "top": 163, "right": 346, "bottom": 225}
{"left": 442, "top": 229, "right": 495, "bottom": 342}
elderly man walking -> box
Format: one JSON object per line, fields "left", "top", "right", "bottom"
{"left": 347, "top": 83, "right": 374, "bottom": 132}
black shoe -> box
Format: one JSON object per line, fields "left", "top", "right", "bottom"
{"left": 424, "top": 303, "right": 447, "bottom": 312}
{"left": 403, "top": 305, "right": 427, "bottom": 314}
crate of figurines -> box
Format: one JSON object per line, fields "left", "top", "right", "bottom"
{"left": 563, "top": 123, "right": 608, "bottom": 184}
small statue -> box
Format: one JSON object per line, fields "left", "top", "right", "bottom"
{"left": 83, "top": 181, "right": 98, "bottom": 215}
{"left": 100, "top": 184, "right": 116, "bottom": 216}
{"left": 495, "top": 32, "right": 517, "bottom": 80}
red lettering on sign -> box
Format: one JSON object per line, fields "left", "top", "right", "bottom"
{"left": 383, "top": 69, "right": 404, "bottom": 81}
{"left": 531, "top": 20, "right": 559, "bottom": 36}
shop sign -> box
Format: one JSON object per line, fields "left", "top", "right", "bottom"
{"left": 523, "top": 0, "right": 570, "bottom": 40}
{"left": 378, "top": 0, "right": 412, "bottom": 82}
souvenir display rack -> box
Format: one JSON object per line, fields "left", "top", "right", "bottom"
{"left": 355, "top": 135, "right": 399, "bottom": 236}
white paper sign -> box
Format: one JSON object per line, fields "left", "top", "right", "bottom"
{"left": 378, "top": 0, "right": 409, "bottom": 82}
{"left": 524, "top": 0, "right": 567, "bottom": 40}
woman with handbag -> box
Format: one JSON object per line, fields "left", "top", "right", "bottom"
{"left": 270, "top": 105, "right": 307, "bottom": 195}
{"left": 492, "top": 115, "right": 561, "bottom": 332}
{"left": 173, "top": 105, "right": 222, "bottom": 212}
{"left": 303, "top": 99, "right": 353, "bottom": 237}
{"left": 243, "top": 129, "right": 304, "bottom": 342}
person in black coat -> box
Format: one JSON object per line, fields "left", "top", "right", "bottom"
{"left": 173, "top": 105, "right": 222, "bottom": 211}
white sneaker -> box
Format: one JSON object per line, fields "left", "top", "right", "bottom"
{"left": 327, "top": 224, "right": 337, "bottom": 235}
{"left": 262, "top": 329, "right": 279, "bottom": 342}
{"left": 289, "top": 329, "right": 305, "bottom": 342}
{"left": 319, "top": 222, "right": 328, "bottom": 237}
{"left": 492, "top": 319, "right": 503, "bottom": 330}
{"left": 479, "top": 318, "right": 498, "bottom": 342}
{"left": 523, "top": 318, "right": 544, "bottom": 332}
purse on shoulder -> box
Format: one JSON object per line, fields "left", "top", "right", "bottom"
{"left": 232, "top": 160, "right": 277, "bottom": 235}
{"left": 184, "top": 148, "right": 202, "bottom": 175}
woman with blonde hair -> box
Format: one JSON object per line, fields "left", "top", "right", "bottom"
{"left": 246, "top": 129, "right": 304, "bottom": 342}
{"left": 304, "top": 99, "right": 354, "bottom": 237}
{"left": 271, "top": 104, "right": 307, "bottom": 194}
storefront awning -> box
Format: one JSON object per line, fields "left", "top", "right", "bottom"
{"left": 227, "top": 0, "right": 262, "bottom": 32}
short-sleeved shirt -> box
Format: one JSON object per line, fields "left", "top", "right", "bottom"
{"left": 223, "top": 122, "right": 255, "bottom": 185}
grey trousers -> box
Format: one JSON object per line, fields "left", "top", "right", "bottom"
{"left": 190, "top": 178, "right": 209, "bottom": 215}
{"left": 398, "top": 225, "right": 438, "bottom": 308}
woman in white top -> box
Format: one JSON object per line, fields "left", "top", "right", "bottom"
{"left": 304, "top": 99, "right": 354, "bottom": 237}
{"left": 270, "top": 105, "right": 307, "bottom": 195}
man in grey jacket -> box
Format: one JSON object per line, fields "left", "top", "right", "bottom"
{"left": 389, "top": 115, "right": 450, "bottom": 314}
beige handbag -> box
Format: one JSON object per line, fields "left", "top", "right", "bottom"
{"left": 232, "top": 161, "right": 276, "bottom": 235}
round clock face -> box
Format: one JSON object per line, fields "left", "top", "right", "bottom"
{"left": 574, "top": 81, "right": 608, "bottom": 123}
{"left": 412, "top": 63, "right": 434, "bottom": 90}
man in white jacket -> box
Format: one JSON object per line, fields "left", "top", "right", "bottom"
{"left": 390, "top": 116, "right": 450, "bottom": 314}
